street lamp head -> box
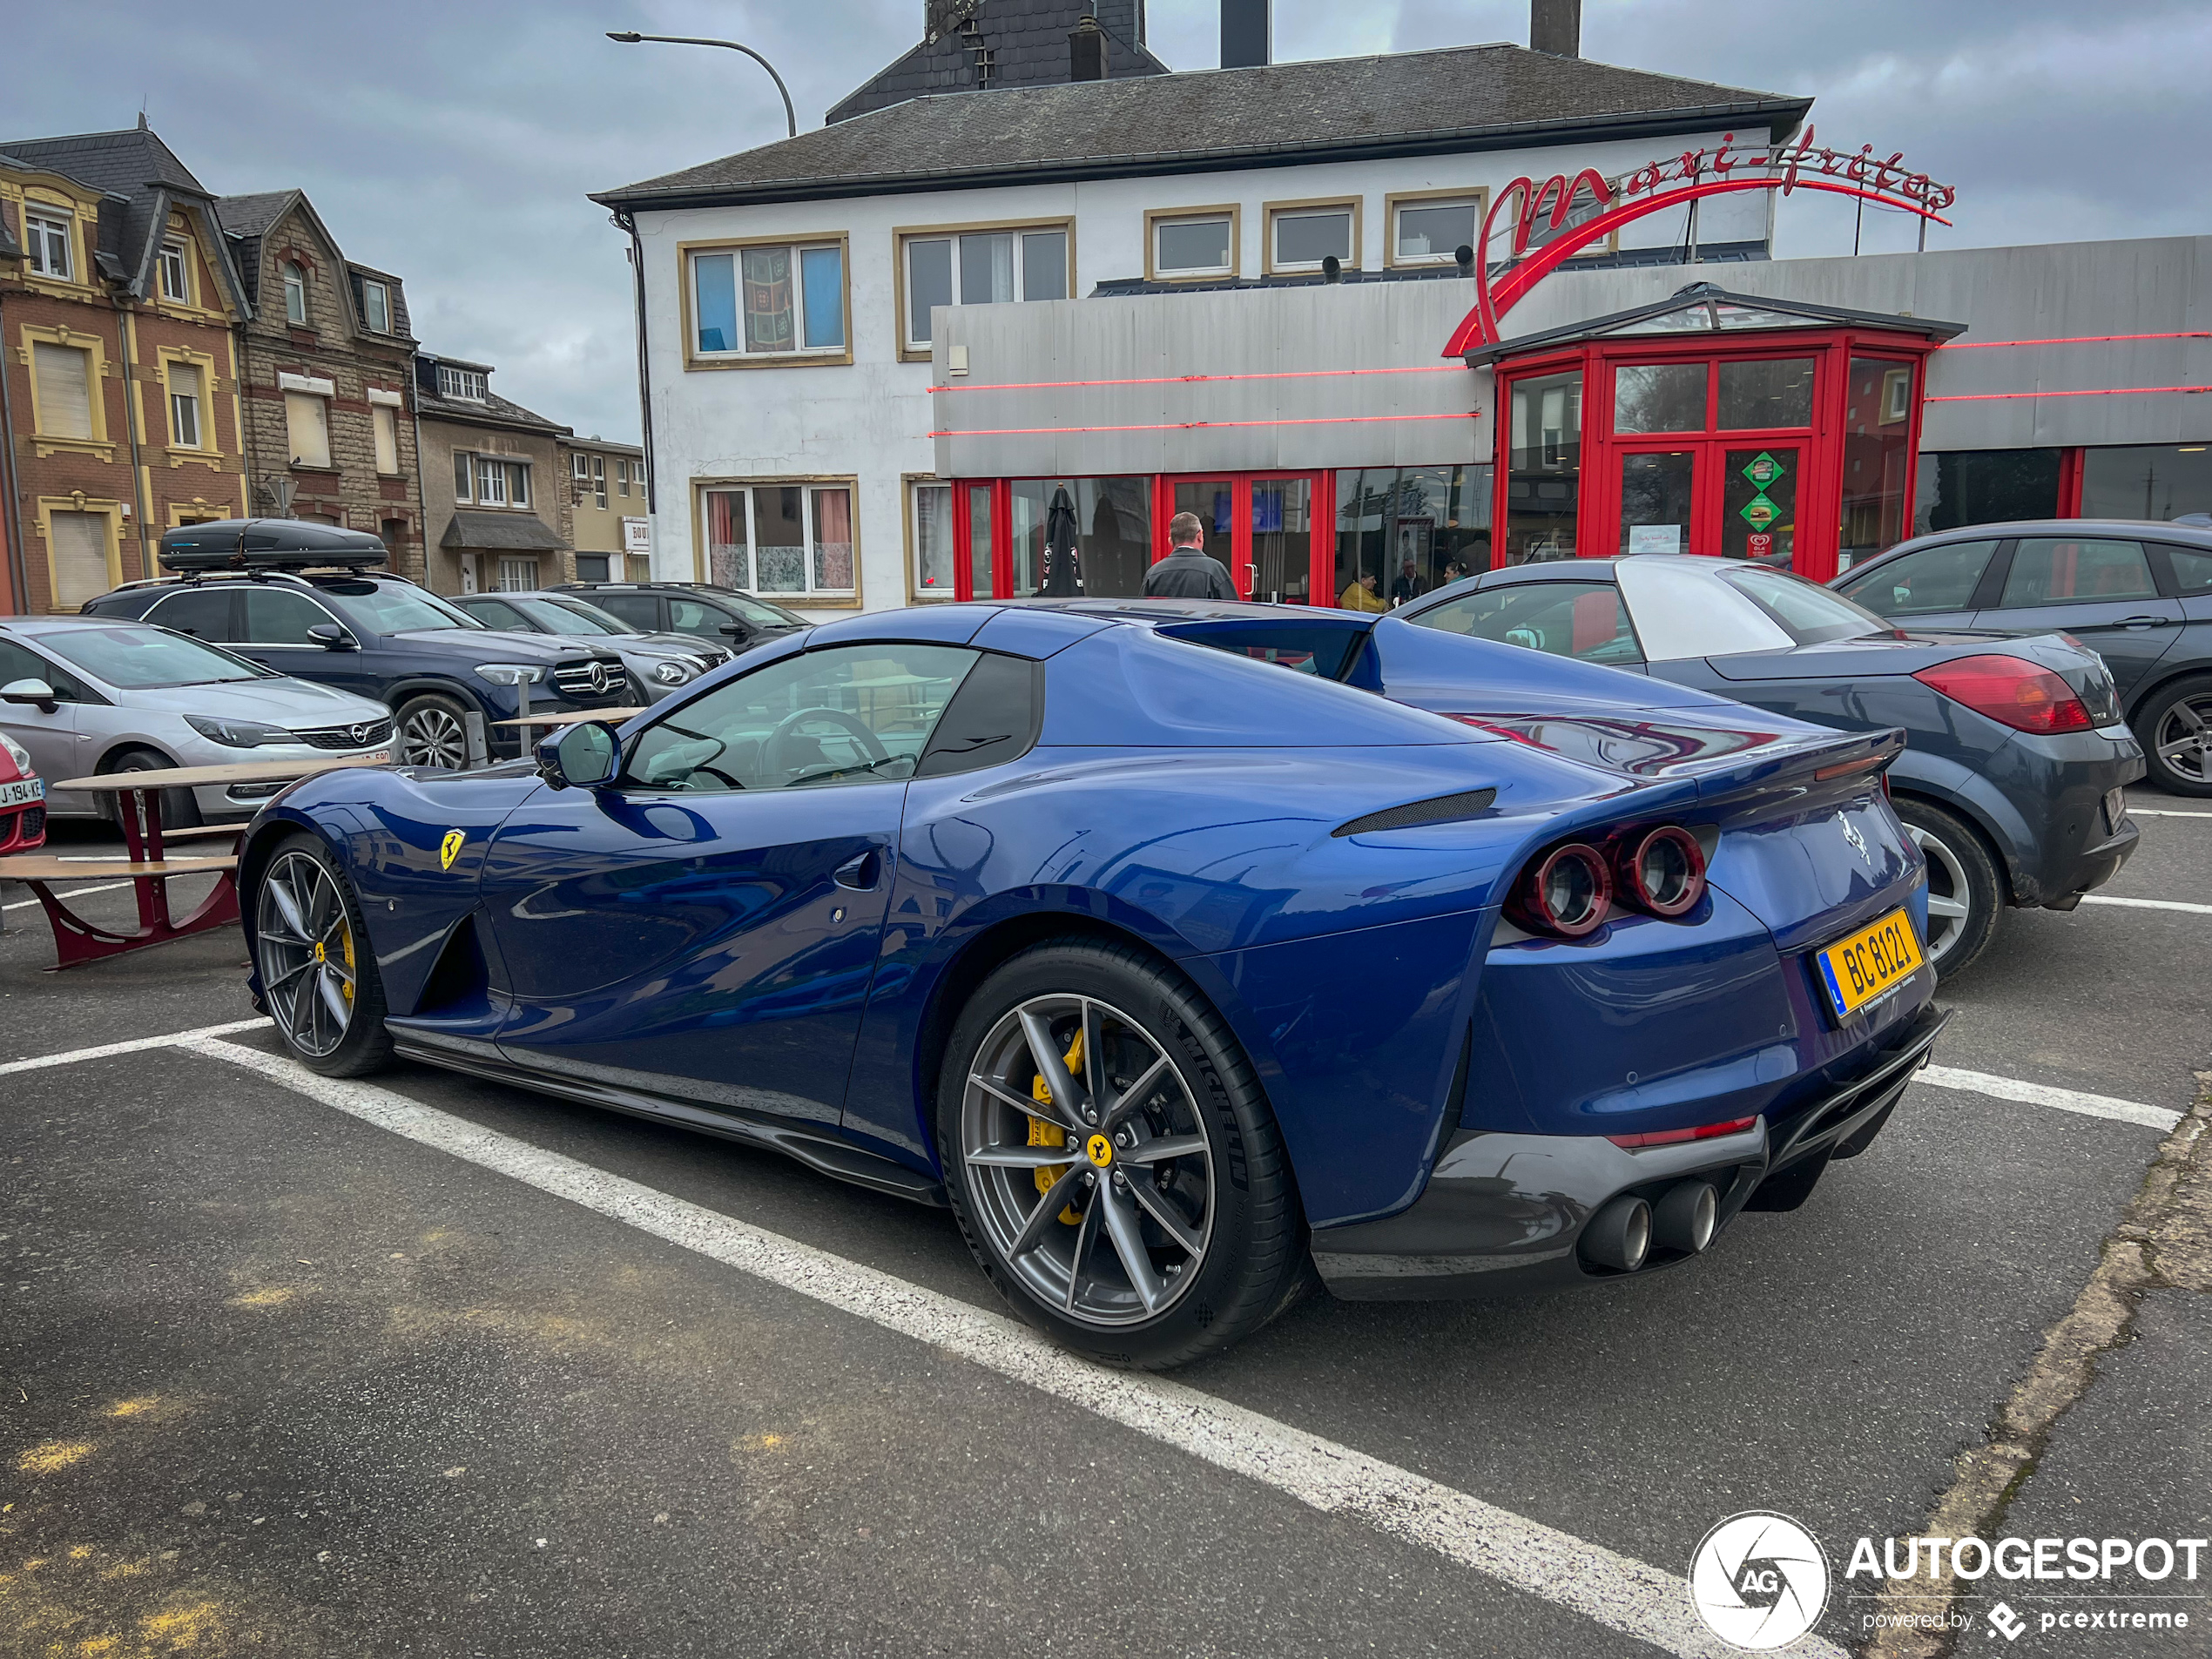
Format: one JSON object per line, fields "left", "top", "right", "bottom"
{"left": 606, "top": 30, "right": 643, "bottom": 43}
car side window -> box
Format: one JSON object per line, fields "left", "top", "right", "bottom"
{"left": 0, "top": 638, "right": 61, "bottom": 693}
{"left": 1408, "top": 582, "right": 1643, "bottom": 665}
{"left": 665, "top": 598, "right": 733, "bottom": 638}
{"left": 597, "top": 593, "right": 662, "bottom": 631}
{"left": 1998, "top": 538, "right": 2156, "bottom": 607}
{"left": 1840, "top": 539, "right": 1997, "bottom": 617}
{"left": 2159, "top": 545, "right": 2212, "bottom": 597}
{"left": 625, "top": 643, "right": 979, "bottom": 793}
{"left": 144, "top": 587, "right": 235, "bottom": 642}
{"left": 462, "top": 597, "right": 530, "bottom": 631}
{"left": 241, "top": 588, "right": 342, "bottom": 644}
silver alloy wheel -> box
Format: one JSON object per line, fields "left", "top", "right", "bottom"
{"left": 2153, "top": 692, "right": 2212, "bottom": 785}
{"left": 254, "top": 849, "right": 356, "bottom": 1059}
{"left": 400, "top": 703, "right": 467, "bottom": 769}
{"left": 961, "top": 993, "right": 1214, "bottom": 1327}
{"left": 1905, "top": 822, "right": 1973, "bottom": 965}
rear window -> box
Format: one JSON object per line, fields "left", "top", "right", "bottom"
{"left": 1998, "top": 537, "right": 2156, "bottom": 606}
{"left": 1711, "top": 565, "right": 1886, "bottom": 645}
{"left": 1157, "top": 618, "right": 1372, "bottom": 680}
{"left": 2163, "top": 544, "right": 2212, "bottom": 596}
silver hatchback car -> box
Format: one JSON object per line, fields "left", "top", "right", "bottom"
{"left": 0, "top": 616, "right": 391, "bottom": 824}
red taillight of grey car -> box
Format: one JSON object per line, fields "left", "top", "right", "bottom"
{"left": 1912, "top": 654, "right": 2093, "bottom": 734}
{"left": 1509, "top": 826, "right": 1709, "bottom": 937}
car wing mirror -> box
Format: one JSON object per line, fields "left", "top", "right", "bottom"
{"left": 536, "top": 720, "right": 621, "bottom": 790}
{"left": 307, "top": 622, "right": 355, "bottom": 650}
{"left": 718, "top": 623, "right": 747, "bottom": 637}
{"left": 0, "top": 678, "right": 58, "bottom": 713}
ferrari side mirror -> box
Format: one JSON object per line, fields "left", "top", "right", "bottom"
{"left": 537, "top": 720, "right": 620, "bottom": 790}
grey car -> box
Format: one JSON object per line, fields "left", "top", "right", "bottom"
{"left": 0, "top": 615, "right": 392, "bottom": 825}
{"left": 1831, "top": 518, "right": 2212, "bottom": 797}
{"left": 448, "top": 590, "right": 726, "bottom": 702}
{"left": 1394, "top": 555, "right": 2143, "bottom": 978}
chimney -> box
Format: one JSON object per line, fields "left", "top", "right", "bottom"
{"left": 1530, "top": 0, "right": 1581, "bottom": 57}
{"left": 1220, "top": 0, "right": 1271, "bottom": 69}
{"left": 1070, "top": 15, "right": 1106, "bottom": 82}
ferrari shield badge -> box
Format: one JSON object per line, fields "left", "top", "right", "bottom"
{"left": 440, "top": 829, "right": 466, "bottom": 871}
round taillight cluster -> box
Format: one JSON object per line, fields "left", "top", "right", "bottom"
{"left": 1507, "top": 825, "right": 1708, "bottom": 939}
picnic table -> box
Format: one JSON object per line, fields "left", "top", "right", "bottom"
{"left": 0, "top": 753, "right": 387, "bottom": 970}
{"left": 494, "top": 706, "right": 648, "bottom": 732}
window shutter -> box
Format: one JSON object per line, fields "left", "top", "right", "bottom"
{"left": 285, "top": 391, "right": 331, "bottom": 469}
{"left": 373, "top": 405, "right": 400, "bottom": 475}
{"left": 169, "top": 361, "right": 202, "bottom": 401}
{"left": 49, "top": 511, "right": 111, "bottom": 609}
{"left": 32, "top": 342, "right": 94, "bottom": 439}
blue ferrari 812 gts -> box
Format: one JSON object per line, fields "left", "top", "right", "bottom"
{"left": 239, "top": 599, "right": 1946, "bottom": 1367}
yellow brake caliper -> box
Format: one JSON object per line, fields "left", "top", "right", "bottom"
{"left": 339, "top": 921, "right": 355, "bottom": 1004}
{"left": 1028, "top": 1028, "right": 1084, "bottom": 1224}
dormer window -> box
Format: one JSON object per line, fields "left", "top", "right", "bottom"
{"left": 283, "top": 261, "right": 307, "bottom": 324}
{"left": 24, "top": 211, "right": 73, "bottom": 280}
{"left": 158, "top": 239, "right": 191, "bottom": 302}
{"left": 437, "top": 366, "right": 488, "bottom": 401}
{"left": 361, "top": 279, "right": 390, "bottom": 334}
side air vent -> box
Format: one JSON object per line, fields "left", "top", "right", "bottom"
{"left": 1332, "top": 787, "right": 1498, "bottom": 839}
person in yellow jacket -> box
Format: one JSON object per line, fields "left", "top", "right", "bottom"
{"left": 1339, "top": 569, "right": 1388, "bottom": 612}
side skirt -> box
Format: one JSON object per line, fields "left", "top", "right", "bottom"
{"left": 388, "top": 1031, "right": 948, "bottom": 1209}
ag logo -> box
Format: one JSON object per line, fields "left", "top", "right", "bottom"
{"left": 1689, "top": 1511, "right": 1830, "bottom": 1650}
{"left": 439, "top": 829, "right": 466, "bottom": 871}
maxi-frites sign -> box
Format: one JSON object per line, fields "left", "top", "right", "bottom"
{"left": 1442, "top": 127, "right": 1959, "bottom": 355}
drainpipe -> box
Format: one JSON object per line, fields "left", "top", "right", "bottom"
{"left": 0, "top": 291, "right": 32, "bottom": 613}
{"left": 409, "top": 355, "right": 432, "bottom": 588}
{"left": 616, "top": 209, "right": 655, "bottom": 517}
{"left": 112, "top": 287, "right": 154, "bottom": 578}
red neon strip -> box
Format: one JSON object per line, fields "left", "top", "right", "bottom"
{"left": 927, "top": 364, "right": 1467, "bottom": 395}
{"left": 1942, "top": 331, "right": 2212, "bottom": 350}
{"left": 1925, "top": 385, "right": 2212, "bottom": 403}
{"left": 930, "top": 410, "right": 1481, "bottom": 438}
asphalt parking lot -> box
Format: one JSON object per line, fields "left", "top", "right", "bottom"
{"left": 3, "top": 793, "right": 2207, "bottom": 1658}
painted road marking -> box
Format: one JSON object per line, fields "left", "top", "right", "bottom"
{"left": 0, "top": 1017, "right": 263, "bottom": 1076}
{"left": 2128, "top": 808, "right": 2212, "bottom": 818}
{"left": 179, "top": 1032, "right": 1817, "bottom": 1659}
{"left": 1918, "top": 1065, "right": 2181, "bottom": 1131}
{"left": 3, "top": 881, "right": 133, "bottom": 912}
{"left": 2080, "top": 894, "right": 2212, "bottom": 915}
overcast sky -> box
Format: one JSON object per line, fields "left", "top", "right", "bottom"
{"left": 14, "top": 2, "right": 2208, "bottom": 445}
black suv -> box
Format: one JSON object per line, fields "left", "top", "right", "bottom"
{"left": 555, "top": 580, "right": 806, "bottom": 652}
{"left": 86, "top": 520, "right": 632, "bottom": 767}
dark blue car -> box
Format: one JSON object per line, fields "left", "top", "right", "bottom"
{"left": 235, "top": 599, "right": 1944, "bottom": 1367}
{"left": 1397, "top": 556, "right": 2142, "bottom": 978}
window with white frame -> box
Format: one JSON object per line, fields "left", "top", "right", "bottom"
{"left": 167, "top": 361, "right": 205, "bottom": 448}
{"left": 24, "top": 212, "right": 72, "bottom": 280}
{"left": 617, "top": 459, "right": 631, "bottom": 497}
{"left": 30, "top": 341, "right": 94, "bottom": 439}
{"left": 572, "top": 453, "right": 590, "bottom": 494}
{"left": 284, "top": 391, "right": 330, "bottom": 468}
{"left": 1150, "top": 212, "right": 1234, "bottom": 279}
{"left": 1393, "top": 196, "right": 1481, "bottom": 265}
{"left": 158, "top": 239, "right": 191, "bottom": 302}
{"left": 1268, "top": 204, "right": 1352, "bottom": 273}
{"left": 373, "top": 404, "right": 400, "bottom": 475}
{"left": 496, "top": 556, "right": 540, "bottom": 592}
{"left": 900, "top": 225, "right": 1069, "bottom": 350}
{"left": 282, "top": 262, "right": 307, "bottom": 324}
{"left": 592, "top": 455, "right": 606, "bottom": 508}
{"left": 691, "top": 242, "right": 846, "bottom": 359}
{"left": 459, "top": 455, "right": 529, "bottom": 508}
{"left": 701, "top": 483, "right": 855, "bottom": 599}
{"left": 910, "top": 481, "right": 954, "bottom": 598}
{"left": 452, "top": 451, "right": 473, "bottom": 502}
{"left": 437, "top": 365, "right": 487, "bottom": 401}
{"left": 361, "top": 279, "right": 390, "bottom": 334}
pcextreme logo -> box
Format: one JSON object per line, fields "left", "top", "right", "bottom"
{"left": 1689, "top": 1511, "right": 1831, "bottom": 1650}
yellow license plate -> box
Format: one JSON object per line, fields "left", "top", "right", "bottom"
{"left": 1814, "top": 907, "right": 1925, "bottom": 1021}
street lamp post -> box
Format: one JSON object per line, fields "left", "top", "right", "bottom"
{"left": 604, "top": 31, "right": 799, "bottom": 138}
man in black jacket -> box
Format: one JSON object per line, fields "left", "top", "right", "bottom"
{"left": 1141, "top": 512, "right": 1238, "bottom": 600}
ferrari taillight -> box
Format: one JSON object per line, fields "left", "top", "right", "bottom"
{"left": 1507, "top": 842, "right": 1612, "bottom": 938}
{"left": 1913, "top": 654, "right": 2092, "bottom": 735}
{"left": 1608, "top": 1115, "right": 1757, "bottom": 1150}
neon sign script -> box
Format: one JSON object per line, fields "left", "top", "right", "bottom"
{"left": 1442, "top": 128, "right": 1959, "bottom": 356}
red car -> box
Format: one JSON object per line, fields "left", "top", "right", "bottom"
{"left": 0, "top": 731, "right": 46, "bottom": 853}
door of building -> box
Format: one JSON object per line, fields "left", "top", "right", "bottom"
{"left": 1610, "top": 441, "right": 1804, "bottom": 566}
{"left": 1158, "top": 472, "right": 1324, "bottom": 603}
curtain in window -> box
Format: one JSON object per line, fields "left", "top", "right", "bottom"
{"left": 755, "top": 486, "right": 806, "bottom": 592}
{"left": 284, "top": 391, "right": 330, "bottom": 469}
{"left": 31, "top": 342, "right": 93, "bottom": 439}
{"left": 706, "top": 489, "right": 750, "bottom": 588}
{"left": 741, "top": 248, "right": 795, "bottom": 353}
{"left": 913, "top": 484, "right": 954, "bottom": 595}
{"left": 959, "top": 233, "right": 1015, "bottom": 305}
{"left": 811, "top": 488, "right": 853, "bottom": 590}
{"left": 49, "top": 510, "right": 111, "bottom": 610}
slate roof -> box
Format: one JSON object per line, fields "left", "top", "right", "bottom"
{"left": 415, "top": 356, "right": 571, "bottom": 437}
{"left": 442, "top": 510, "right": 570, "bottom": 553}
{"left": 597, "top": 43, "right": 1812, "bottom": 211}
{"left": 827, "top": 0, "right": 1167, "bottom": 125}
{"left": 0, "top": 126, "right": 209, "bottom": 199}
{"left": 215, "top": 190, "right": 415, "bottom": 341}
{"left": 347, "top": 262, "right": 415, "bottom": 342}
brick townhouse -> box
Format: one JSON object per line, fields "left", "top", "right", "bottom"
{"left": 214, "top": 190, "right": 425, "bottom": 578}
{"left": 0, "top": 124, "right": 251, "bottom": 613}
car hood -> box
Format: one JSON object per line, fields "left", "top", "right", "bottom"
{"left": 107, "top": 677, "right": 392, "bottom": 725}
{"left": 385, "top": 628, "right": 612, "bottom": 661}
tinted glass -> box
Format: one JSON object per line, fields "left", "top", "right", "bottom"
{"left": 1914, "top": 448, "right": 2062, "bottom": 534}
{"left": 907, "top": 239, "right": 952, "bottom": 344}
{"left": 144, "top": 588, "right": 233, "bottom": 642}
{"left": 596, "top": 593, "right": 662, "bottom": 631}
{"left": 1274, "top": 211, "right": 1350, "bottom": 266}
{"left": 1618, "top": 451, "right": 1695, "bottom": 555}
{"left": 1409, "top": 582, "right": 1643, "bottom": 666}
{"left": 1505, "top": 369, "right": 1581, "bottom": 564}
{"left": 1999, "top": 538, "right": 2156, "bottom": 606}
{"left": 1716, "top": 357, "right": 1815, "bottom": 428}
{"left": 543, "top": 597, "right": 643, "bottom": 634}
{"left": 458, "top": 597, "right": 529, "bottom": 631}
{"left": 2080, "top": 443, "right": 2212, "bottom": 521}
{"left": 1397, "top": 201, "right": 1474, "bottom": 260}
{"left": 1021, "top": 231, "right": 1068, "bottom": 301}
{"left": 43, "top": 624, "right": 266, "bottom": 687}
{"left": 514, "top": 597, "right": 621, "bottom": 635}
{"left": 1156, "top": 217, "right": 1231, "bottom": 273}
{"left": 667, "top": 598, "right": 736, "bottom": 638}
{"left": 627, "top": 644, "right": 976, "bottom": 792}
{"left": 2163, "top": 545, "right": 2212, "bottom": 596}
{"left": 1334, "top": 465, "right": 1494, "bottom": 601}
{"left": 242, "top": 589, "right": 341, "bottom": 644}
{"left": 1613, "top": 363, "right": 1706, "bottom": 433}
{"left": 0, "top": 637, "right": 57, "bottom": 690}
{"left": 1714, "top": 566, "right": 1885, "bottom": 644}
{"left": 320, "top": 583, "right": 482, "bottom": 633}
{"left": 714, "top": 590, "right": 805, "bottom": 627}
{"left": 1839, "top": 540, "right": 1998, "bottom": 617}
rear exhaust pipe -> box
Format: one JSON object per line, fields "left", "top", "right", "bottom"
{"left": 1581, "top": 1194, "right": 1651, "bottom": 1271}
{"left": 1653, "top": 1180, "right": 1718, "bottom": 1254}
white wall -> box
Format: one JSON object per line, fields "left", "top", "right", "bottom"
{"left": 635, "top": 126, "right": 1761, "bottom": 616}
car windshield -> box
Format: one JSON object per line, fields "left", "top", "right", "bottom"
{"left": 709, "top": 590, "right": 804, "bottom": 627}
{"left": 318, "top": 581, "right": 483, "bottom": 633}
{"left": 1713, "top": 565, "right": 1889, "bottom": 644}
{"left": 40, "top": 624, "right": 270, "bottom": 688}
{"left": 529, "top": 597, "right": 636, "bottom": 636}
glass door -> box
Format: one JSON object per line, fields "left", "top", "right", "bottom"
{"left": 1615, "top": 448, "right": 1699, "bottom": 556}
{"left": 1249, "top": 476, "right": 1312, "bottom": 604}
{"left": 1718, "top": 445, "right": 1800, "bottom": 564}
{"left": 1169, "top": 477, "right": 1238, "bottom": 570}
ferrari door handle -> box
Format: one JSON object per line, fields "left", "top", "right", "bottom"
{"left": 833, "top": 849, "right": 881, "bottom": 890}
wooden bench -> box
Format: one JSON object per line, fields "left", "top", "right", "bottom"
{"left": 0, "top": 853, "right": 240, "bottom": 970}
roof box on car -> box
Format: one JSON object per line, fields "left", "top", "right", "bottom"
{"left": 158, "top": 518, "right": 389, "bottom": 574}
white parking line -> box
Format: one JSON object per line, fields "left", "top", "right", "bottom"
{"left": 2128, "top": 808, "right": 2212, "bottom": 818}
{"left": 0, "top": 1017, "right": 263, "bottom": 1076}
{"left": 1917, "top": 1065, "right": 2181, "bottom": 1131}
{"left": 3, "top": 881, "right": 133, "bottom": 912}
{"left": 179, "top": 1032, "right": 1802, "bottom": 1659}
{"left": 2080, "top": 894, "right": 2212, "bottom": 915}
